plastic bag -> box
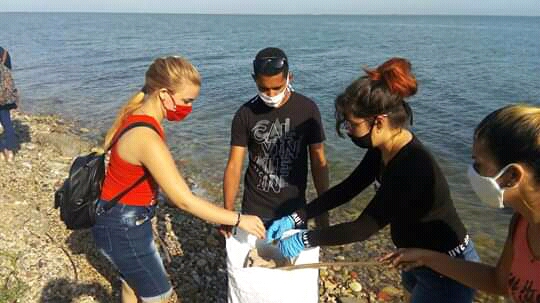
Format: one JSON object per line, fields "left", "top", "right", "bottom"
{"left": 226, "top": 229, "right": 319, "bottom": 303}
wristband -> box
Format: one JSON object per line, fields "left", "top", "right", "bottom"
{"left": 290, "top": 212, "right": 304, "bottom": 227}
{"left": 301, "top": 231, "right": 312, "bottom": 248}
{"left": 234, "top": 213, "right": 241, "bottom": 227}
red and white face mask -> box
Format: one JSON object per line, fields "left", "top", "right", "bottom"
{"left": 163, "top": 93, "right": 192, "bottom": 122}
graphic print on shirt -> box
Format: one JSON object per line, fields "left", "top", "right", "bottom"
{"left": 251, "top": 118, "right": 301, "bottom": 193}
{"left": 508, "top": 272, "right": 540, "bottom": 303}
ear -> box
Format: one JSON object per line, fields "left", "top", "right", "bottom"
{"left": 158, "top": 89, "right": 168, "bottom": 101}
{"left": 374, "top": 115, "right": 386, "bottom": 130}
{"left": 288, "top": 72, "right": 294, "bottom": 82}
{"left": 159, "top": 89, "right": 176, "bottom": 110}
{"left": 503, "top": 164, "right": 525, "bottom": 188}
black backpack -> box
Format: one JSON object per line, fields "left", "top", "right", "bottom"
{"left": 54, "top": 122, "right": 158, "bottom": 230}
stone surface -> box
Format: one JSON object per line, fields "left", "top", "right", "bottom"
{"left": 0, "top": 111, "right": 504, "bottom": 303}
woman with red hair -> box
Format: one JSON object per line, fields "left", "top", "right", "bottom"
{"left": 267, "top": 58, "right": 479, "bottom": 303}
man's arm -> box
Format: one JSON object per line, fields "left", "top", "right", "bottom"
{"left": 220, "top": 145, "right": 247, "bottom": 236}
{"left": 223, "top": 146, "right": 247, "bottom": 211}
{"left": 309, "top": 143, "right": 330, "bottom": 228}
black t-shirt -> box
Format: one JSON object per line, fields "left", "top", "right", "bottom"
{"left": 231, "top": 92, "right": 325, "bottom": 219}
{"left": 299, "top": 136, "right": 467, "bottom": 253}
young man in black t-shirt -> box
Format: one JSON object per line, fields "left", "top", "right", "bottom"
{"left": 220, "top": 47, "right": 329, "bottom": 236}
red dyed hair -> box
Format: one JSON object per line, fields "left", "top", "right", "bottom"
{"left": 364, "top": 57, "right": 417, "bottom": 98}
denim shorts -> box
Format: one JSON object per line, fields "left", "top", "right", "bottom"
{"left": 91, "top": 200, "right": 172, "bottom": 302}
{"left": 401, "top": 239, "right": 480, "bottom": 303}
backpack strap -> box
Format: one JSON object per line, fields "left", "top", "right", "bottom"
{"left": 102, "top": 121, "right": 159, "bottom": 211}
{"left": 107, "top": 121, "right": 160, "bottom": 151}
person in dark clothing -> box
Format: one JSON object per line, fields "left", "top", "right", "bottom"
{"left": 219, "top": 47, "right": 330, "bottom": 237}
{"left": 382, "top": 104, "right": 540, "bottom": 303}
{"left": 0, "top": 47, "right": 18, "bottom": 162}
{"left": 267, "top": 58, "right": 480, "bottom": 303}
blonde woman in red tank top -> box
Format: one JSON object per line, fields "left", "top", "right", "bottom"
{"left": 382, "top": 104, "right": 540, "bottom": 302}
{"left": 92, "top": 56, "right": 265, "bottom": 303}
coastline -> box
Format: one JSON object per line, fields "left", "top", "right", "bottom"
{"left": 0, "top": 111, "right": 501, "bottom": 302}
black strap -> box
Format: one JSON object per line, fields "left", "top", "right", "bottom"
{"left": 107, "top": 121, "right": 159, "bottom": 151}
{"left": 102, "top": 121, "right": 160, "bottom": 211}
{"left": 403, "top": 101, "right": 414, "bottom": 125}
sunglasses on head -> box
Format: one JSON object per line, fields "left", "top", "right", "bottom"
{"left": 253, "top": 57, "right": 288, "bottom": 75}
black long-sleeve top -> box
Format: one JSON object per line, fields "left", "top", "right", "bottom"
{"left": 297, "top": 136, "right": 467, "bottom": 253}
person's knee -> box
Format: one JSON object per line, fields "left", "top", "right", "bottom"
{"left": 145, "top": 293, "right": 175, "bottom": 303}
{"left": 121, "top": 281, "right": 135, "bottom": 293}
{"left": 121, "top": 281, "right": 137, "bottom": 303}
{"left": 140, "top": 289, "right": 177, "bottom": 303}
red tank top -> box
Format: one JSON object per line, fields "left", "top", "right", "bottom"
{"left": 507, "top": 215, "right": 540, "bottom": 302}
{"left": 100, "top": 115, "right": 165, "bottom": 206}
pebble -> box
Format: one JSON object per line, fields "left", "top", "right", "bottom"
{"left": 339, "top": 297, "right": 368, "bottom": 303}
{"left": 349, "top": 281, "right": 362, "bottom": 293}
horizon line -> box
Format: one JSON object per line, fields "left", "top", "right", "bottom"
{"left": 1, "top": 11, "right": 539, "bottom": 17}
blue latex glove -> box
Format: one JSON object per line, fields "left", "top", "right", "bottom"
{"left": 278, "top": 232, "right": 306, "bottom": 258}
{"left": 266, "top": 215, "right": 294, "bottom": 243}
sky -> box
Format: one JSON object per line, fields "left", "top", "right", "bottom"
{"left": 2, "top": 0, "right": 540, "bottom": 16}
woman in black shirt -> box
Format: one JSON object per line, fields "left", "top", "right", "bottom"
{"left": 266, "top": 58, "right": 479, "bottom": 303}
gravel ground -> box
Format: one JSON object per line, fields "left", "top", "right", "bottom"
{"left": 0, "top": 112, "right": 506, "bottom": 303}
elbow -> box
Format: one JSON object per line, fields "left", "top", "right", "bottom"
{"left": 169, "top": 192, "right": 194, "bottom": 212}
{"left": 224, "top": 167, "right": 242, "bottom": 185}
{"left": 312, "top": 159, "right": 328, "bottom": 171}
{"left": 224, "top": 164, "right": 240, "bottom": 178}
{"left": 171, "top": 199, "right": 189, "bottom": 211}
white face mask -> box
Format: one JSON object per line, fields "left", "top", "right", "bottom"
{"left": 467, "top": 164, "right": 514, "bottom": 209}
{"left": 258, "top": 77, "right": 289, "bottom": 108}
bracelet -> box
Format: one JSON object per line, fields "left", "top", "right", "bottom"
{"left": 234, "top": 213, "right": 241, "bottom": 227}
{"left": 290, "top": 212, "right": 304, "bottom": 227}
{"left": 301, "top": 231, "right": 312, "bottom": 248}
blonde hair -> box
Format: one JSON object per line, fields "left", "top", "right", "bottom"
{"left": 103, "top": 56, "right": 201, "bottom": 149}
{"left": 475, "top": 104, "right": 540, "bottom": 183}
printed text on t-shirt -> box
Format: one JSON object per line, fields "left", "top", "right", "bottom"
{"left": 252, "top": 118, "right": 301, "bottom": 193}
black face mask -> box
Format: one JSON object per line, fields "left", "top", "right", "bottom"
{"left": 348, "top": 125, "right": 374, "bottom": 149}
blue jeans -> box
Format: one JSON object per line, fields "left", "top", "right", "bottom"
{"left": 401, "top": 240, "right": 480, "bottom": 303}
{"left": 92, "top": 201, "right": 172, "bottom": 302}
{"left": 0, "top": 109, "right": 17, "bottom": 151}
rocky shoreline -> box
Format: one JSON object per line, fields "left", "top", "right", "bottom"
{"left": 0, "top": 112, "right": 502, "bottom": 302}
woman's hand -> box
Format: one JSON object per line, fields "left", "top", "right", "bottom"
{"left": 266, "top": 215, "right": 295, "bottom": 243}
{"left": 238, "top": 214, "right": 266, "bottom": 239}
{"left": 379, "top": 248, "right": 437, "bottom": 271}
{"left": 278, "top": 232, "right": 305, "bottom": 258}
